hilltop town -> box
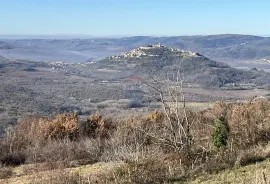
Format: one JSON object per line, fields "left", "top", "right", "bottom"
{"left": 109, "top": 43, "right": 201, "bottom": 60}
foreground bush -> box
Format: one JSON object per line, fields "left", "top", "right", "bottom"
{"left": 16, "top": 113, "right": 80, "bottom": 142}
{"left": 213, "top": 100, "right": 270, "bottom": 149}
{"left": 1, "top": 100, "right": 270, "bottom": 182}
{"left": 80, "top": 114, "right": 116, "bottom": 139}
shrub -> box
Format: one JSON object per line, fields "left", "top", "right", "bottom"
{"left": 12, "top": 113, "right": 79, "bottom": 144}
{"left": 128, "top": 100, "right": 143, "bottom": 108}
{"left": 146, "top": 110, "right": 163, "bottom": 122}
{"left": 41, "top": 113, "right": 79, "bottom": 140}
{"left": 234, "top": 145, "right": 270, "bottom": 167}
{"left": 0, "top": 140, "right": 26, "bottom": 166}
{"left": 80, "top": 114, "right": 116, "bottom": 139}
{"left": 24, "top": 139, "right": 101, "bottom": 165}
{"left": 0, "top": 113, "right": 101, "bottom": 166}
{"left": 0, "top": 151, "right": 26, "bottom": 166}
{"left": 211, "top": 117, "right": 229, "bottom": 148}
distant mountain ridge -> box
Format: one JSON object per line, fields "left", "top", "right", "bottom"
{"left": 1, "top": 34, "right": 270, "bottom": 62}
{"left": 0, "top": 41, "right": 13, "bottom": 49}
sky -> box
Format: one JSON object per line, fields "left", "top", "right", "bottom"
{"left": 1, "top": 0, "right": 270, "bottom": 36}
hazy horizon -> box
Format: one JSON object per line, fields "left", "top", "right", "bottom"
{"left": 0, "top": 33, "right": 269, "bottom": 40}
{"left": 1, "top": 0, "right": 270, "bottom": 36}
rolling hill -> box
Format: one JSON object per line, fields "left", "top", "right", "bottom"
{"left": 96, "top": 44, "right": 270, "bottom": 88}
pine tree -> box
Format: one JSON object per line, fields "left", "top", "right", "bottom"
{"left": 211, "top": 117, "right": 229, "bottom": 148}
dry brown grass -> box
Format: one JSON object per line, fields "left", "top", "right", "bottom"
{"left": 184, "top": 159, "right": 270, "bottom": 184}
{"left": 1, "top": 100, "right": 270, "bottom": 183}
{"left": 0, "top": 167, "right": 13, "bottom": 179}
{"left": 30, "top": 170, "right": 83, "bottom": 184}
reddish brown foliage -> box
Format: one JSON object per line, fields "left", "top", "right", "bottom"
{"left": 81, "top": 114, "right": 116, "bottom": 139}
{"left": 14, "top": 113, "right": 79, "bottom": 143}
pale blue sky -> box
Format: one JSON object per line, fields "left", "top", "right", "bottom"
{"left": 1, "top": 0, "right": 269, "bottom": 36}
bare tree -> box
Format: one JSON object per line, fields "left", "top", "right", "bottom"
{"left": 138, "top": 67, "right": 193, "bottom": 152}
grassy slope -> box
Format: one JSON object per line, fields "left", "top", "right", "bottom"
{"left": 0, "top": 162, "right": 124, "bottom": 184}
{"left": 1, "top": 159, "right": 269, "bottom": 184}
{"left": 181, "top": 159, "right": 270, "bottom": 184}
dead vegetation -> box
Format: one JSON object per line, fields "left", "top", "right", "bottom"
{"left": 0, "top": 100, "right": 270, "bottom": 183}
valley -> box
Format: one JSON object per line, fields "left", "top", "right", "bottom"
{"left": 1, "top": 44, "right": 270, "bottom": 137}
{"left": 1, "top": 36, "right": 270, "bottom": 184}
